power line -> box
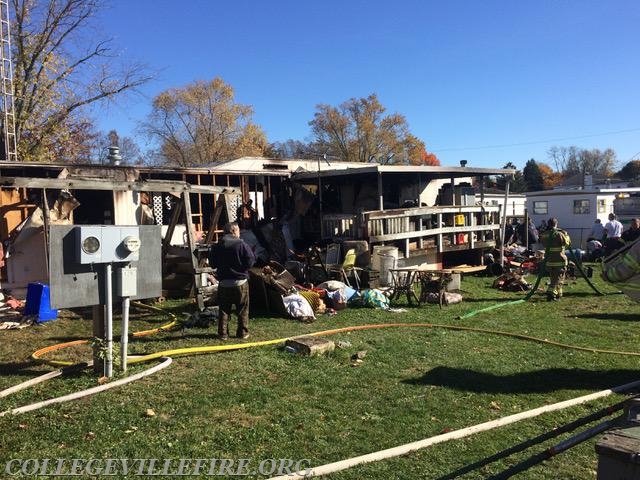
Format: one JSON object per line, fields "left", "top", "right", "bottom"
{"left": 433, "top": 127, "right": 640, "bottom": 152}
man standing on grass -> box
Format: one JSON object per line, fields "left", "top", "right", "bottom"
{"left": 603, "top": 213, "right": 624, "bottom": 256}
{"left": 540, "top": 217, "right": 571, "bottom": 302}
{"left": 209, "top": 222, "right": 255, "bottom": 340}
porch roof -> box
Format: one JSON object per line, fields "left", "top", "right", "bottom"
{"left": 291, "top": 164, "right": 516, "bottom": 181}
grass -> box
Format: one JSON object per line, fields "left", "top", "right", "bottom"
{"left": 0, "top": 271, "right": 639, "bottom": 479}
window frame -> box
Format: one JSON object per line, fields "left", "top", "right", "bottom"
{"left": 532, "top": 200, "right": 548, "bottom": 215}
{"left": 573, "top": 199, "right": 590, "bottom": 215}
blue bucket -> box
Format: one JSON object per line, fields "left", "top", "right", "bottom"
{"left": 24, "top": 282, "right": 58, "bottom": 322}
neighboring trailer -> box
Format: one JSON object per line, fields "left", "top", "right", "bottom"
{"left": 525, "top": 188, "right": 640, "bottom": 248}
{"left": 613, "top": 194, "right": 640, "bottom": 228}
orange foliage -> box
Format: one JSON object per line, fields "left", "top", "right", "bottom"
{"left": 538, "top": 163, "right": 562, "bottom": 189}
{"left": 409, "top": 148, "right": 440, "bottom": 166}
{"left": 422, "top": 151, "right": 440, "bottom": 166}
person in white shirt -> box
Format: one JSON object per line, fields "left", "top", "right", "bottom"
{"left": 603, "top": 213, "right": 624, "bottom": 256}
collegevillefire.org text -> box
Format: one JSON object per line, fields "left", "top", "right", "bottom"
{"left": 5, "top": 458, "right": 312, "bottom": 477}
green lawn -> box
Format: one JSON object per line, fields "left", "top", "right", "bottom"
{"left": 0, "top": 271, "right": 638, "bottom": 479}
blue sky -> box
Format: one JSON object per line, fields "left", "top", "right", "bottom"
{"left": 93, "top": 0, "right": 640, "bottom": 170}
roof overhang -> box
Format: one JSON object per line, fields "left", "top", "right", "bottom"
{"left": 291, "top": 164, "right": 517, "bottom": 181}
{"left": 0, "top": 176, "right": 239, "bottom": 195}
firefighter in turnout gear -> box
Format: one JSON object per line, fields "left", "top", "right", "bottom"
{"left": 540, "top": 217, "right": 571, "bottom": 301}
{"left": 601, "top": 237, "right": 640, "bottom": 302}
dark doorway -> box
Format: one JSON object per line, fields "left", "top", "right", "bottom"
{"left": 72, "top": 190, "right": 114, "bottom": 224}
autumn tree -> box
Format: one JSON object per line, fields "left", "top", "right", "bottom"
{"left": 522, "top": 159, "right": 544, "bottom": 191}
{"left": 141, "top": 78, "right": 267, "bottom": 166}
{"left": 405, "top": 134, "right": 440, "bottom": 166}
{"left": 537, "top": 162, "right": 563, "bottom": 189}
{"left": 309, "top": 94, "right": 437, "bottom": 164}
{"left": 11, "top": 0, "right": 153, "bottom": 162}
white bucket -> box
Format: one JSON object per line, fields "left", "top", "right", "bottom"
{"left": 372, "top": 246, "right": 398, "bottom": 287}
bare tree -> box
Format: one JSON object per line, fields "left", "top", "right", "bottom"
{"left": 547, "top": 145, "right": 616, "bottom": 177}
{"left": 11, "top": 0, "right": 154, "bottom": 162}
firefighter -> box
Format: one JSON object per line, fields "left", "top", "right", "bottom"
{"left": 540, "top": 217, "right": 571, "bottom": 301}
{"left": 601, "top": 237, "right": 640, "bottom": 302}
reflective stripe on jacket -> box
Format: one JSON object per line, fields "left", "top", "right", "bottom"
{"left": 602, "top": 238, "right": 640, "bottom": 284}
{"left": 541, "top": 228, "right": 571, "bottom": 267}
{"left": 617, "top": 275, "right": 640, "bottom": 302}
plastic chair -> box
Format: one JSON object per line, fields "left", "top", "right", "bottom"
{"left": 328, "top": 248, "right": 361, "bottom": 289}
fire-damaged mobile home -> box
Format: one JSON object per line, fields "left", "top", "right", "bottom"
{"left": 0, "top": 158, "right": 515, "bottom": 305}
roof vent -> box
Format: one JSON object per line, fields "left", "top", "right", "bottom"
{"left": 107, "top": 146, "right": 122, "bottom": 166}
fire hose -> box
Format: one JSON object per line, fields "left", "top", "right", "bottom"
{"left": 2, "top": 281, "right": 636, "bottom": 478}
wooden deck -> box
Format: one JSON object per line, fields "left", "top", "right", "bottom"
{"left": 322, "top": 205, "right": 501, "bottom": 259}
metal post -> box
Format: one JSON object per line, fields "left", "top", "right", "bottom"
{"left": 377, "top": 171, "right": 383, "bottom": 210}
{"left": 121, "top": 297, "right": 130, "bottom": 372}
{"left": 104, "top": 263, "right": 113, "bottom": 378}
{"left": 318, "top": 155, "right": 323, "bottom": 237}
{"left": 500, "top": 178, "right": 511, "bottom": 267}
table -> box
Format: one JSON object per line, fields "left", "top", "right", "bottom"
{"left": 388, "top": 268, "right": 420, "bottom": 306}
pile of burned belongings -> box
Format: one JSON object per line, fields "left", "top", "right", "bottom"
{"left": 0, "top": 293, "right": 30, "bottom": 330}
{"left": 422, "top": 291, "right": 463, "bottom": 305}
{"left": 261, "top": 262, "right": 296, "bottom": 295}
{"left": 491, "top": 272, "right": 531, "bottom": 292}
{"left": 346, "top": 287, "right": 390, "bottom": 310}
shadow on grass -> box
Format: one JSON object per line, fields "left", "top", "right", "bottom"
{"left": 0, "top": 360, "right": 43, "bottom": 376}
{"left": 405, "top": 366, "right": 640, "bottom": 393}
{"left": 455, "top": 297, "right": 523, "bottom": 304}
{"left": 574, "top": 313, "right": 640, "bottom": 322}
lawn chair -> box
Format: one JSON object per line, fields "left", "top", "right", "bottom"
{"left": 327, "top": 248, "right": 361, "bottom": 289}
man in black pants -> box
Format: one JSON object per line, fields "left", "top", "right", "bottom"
{"left": 209, "top": 222, "right": 256, "bottom": 340}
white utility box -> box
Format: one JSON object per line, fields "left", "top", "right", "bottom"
{"left": 116, "top": 266, "right": 138, "bottom": 297}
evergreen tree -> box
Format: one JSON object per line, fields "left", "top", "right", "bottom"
{"left": 522, "top": 158, "right": 545, "bottom": 191}
{"left": 496, "top": 162, "right": 526, "bottom": 192}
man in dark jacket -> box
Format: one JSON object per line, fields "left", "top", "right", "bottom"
{"left": 209, "top": 222, "right": 256, "bottom": 339}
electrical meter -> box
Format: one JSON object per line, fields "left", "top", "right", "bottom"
{"left": 122, "top": 235, "right": 141, "bottom": 253}
{"left": 75, "top": 226, "right": 141, "bottom": 264}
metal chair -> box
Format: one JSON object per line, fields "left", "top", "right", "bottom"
{"left": 389, "top": 268, "right": 420, "bottom": 305}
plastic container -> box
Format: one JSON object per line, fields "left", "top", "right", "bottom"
{"left": 371, "top": 246, "right": 399, "bottom": 272}
{"left": 371, "top": 246, "right": 398, "bottom": 287}
{"left": 378, "top": 254, "right": 397, "bottom": 287}
{"left": 454, "top": 214, "right": 465, "bottom": 226}
{"left": 24, "top": 282, "right": 58, "bottom": 322}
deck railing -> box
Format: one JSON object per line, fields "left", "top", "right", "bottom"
{"left": 322, "top": 205, "right": 501, "bottom": 258}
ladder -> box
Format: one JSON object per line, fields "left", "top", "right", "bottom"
{"left": 0, "top": 0, "right": 16, "bottom": 161}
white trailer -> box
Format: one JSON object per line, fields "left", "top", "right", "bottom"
{"left": 525, "top": 188, "right": 640, "bottom": 248}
